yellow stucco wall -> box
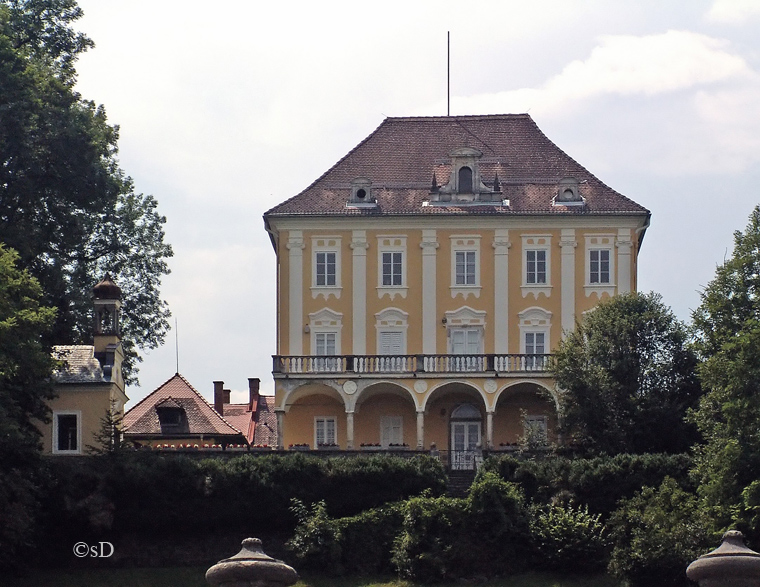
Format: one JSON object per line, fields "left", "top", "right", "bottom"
{"left": 38, "top": 384, "right": 120, "bottom": 455}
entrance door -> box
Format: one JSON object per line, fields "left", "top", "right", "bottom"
{"left": 450, "top": 421, "right": 481, "bottom": 470}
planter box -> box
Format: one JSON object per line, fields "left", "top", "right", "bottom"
{"left": 317, "top": 445, "right": 340, "bottom": 451}
{"left": 289, "top": 445, "right": 310, "bottom": 452}
{"left": 360, "top": 446, "right": 383, "bottom": 451}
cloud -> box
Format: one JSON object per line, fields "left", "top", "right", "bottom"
{"left": 445, "top": 31, "right": 749, "bottom": 117}
{"left": 706, "top": 0, "right": 760, "bottom": 24}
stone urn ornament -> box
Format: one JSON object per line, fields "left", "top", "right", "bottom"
{"left": 687, "top": 530, "right": 760, "bottom": 587}
{"left": 206, "top": 538, "right": 298, "bottom": 587}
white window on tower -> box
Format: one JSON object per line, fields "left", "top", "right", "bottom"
{"left": 53, "top": 411, "right": 81, "bottom": 454}
{"left": 315, "top": 417, "right": 337, "bottom": 447}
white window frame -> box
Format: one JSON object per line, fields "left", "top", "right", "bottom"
{"left": 450, "top": 235, "right": 481, "bottom": 299}
{"left": 380, "top": 415, "right": 404, "bottom": 447}
{"left": 518, "top": 307, "right": 552, "bottom": 370}
{"left": 521, "top": 234, "right": 552, "bottom": 299}
{"left": 311, "top": 236, "right": 342, "bottom": 299}
{"left": 314, "top": 416, "right": 337, "bottom": 447}
{"left": 584, "top": 235, "right": 616, "bottom": 297}
{"left": 309, "top": 308, "right": 342, "bottom": 371}
{"left": 52, "top": 410, "right": 82, "bottom": 455}
{"left": 377, "top": 236, "right": 407, "bottom": 300}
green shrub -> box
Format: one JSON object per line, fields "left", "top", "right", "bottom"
{"left": 286, "top": 499, "right": 342, "bottom": 572}
{"left": 391, "top": 494, "right": 468, "bottom": 583}
{"left": 607, "top": 477, "right": 716, "bottom": 586}
{"left": 336, "top": 502, "right": 405, "bottom": 575}
{"left": 482, "top": 452, "right": 692, "bottom": 516}
{"left": 529, "top": 503, "right": 609, "bottom": 573}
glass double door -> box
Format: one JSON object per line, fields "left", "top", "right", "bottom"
{"left": 450, "top": 421, "right": 481, "bottom": 470}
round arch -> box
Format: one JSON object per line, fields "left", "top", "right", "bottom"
{"left": 494, "top": 379, "right": 559, "bottom": 412}
{"left": 279, "top": 381, "right": 348, "bottom": 413}
{"left": 353, "top": 381, "right": 418, "bottom": 413}
{"left": 421, "top": 380, "right": 488, "bottom": 413}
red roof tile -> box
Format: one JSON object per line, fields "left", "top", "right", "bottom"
{"left": 123, "top": 373, "right": 244, "bottom": 439}
{"left": 265, "top": 115, "right": 648, "bottom": 218}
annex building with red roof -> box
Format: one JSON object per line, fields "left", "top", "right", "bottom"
{"left": 264, "top": 114, "right": 650, "bottom": 467}
{"left": 123, "top": 374, "right": 277, "bottom": 449}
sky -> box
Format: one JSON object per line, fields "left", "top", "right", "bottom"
{"left": 72, "top": 0, "right": 760, "bottom": 407}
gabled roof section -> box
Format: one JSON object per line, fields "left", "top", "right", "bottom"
{"left": 264, "top": 114, "right": 649, "bottom": 218}
{"left": 52, "top": 345, "right": 106, "bottom": 384}
{"left": 123, "top": 373, "right": 244, "bottom": 438}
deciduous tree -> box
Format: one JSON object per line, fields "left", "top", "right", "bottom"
{"left": 553, "top": 292, "right": 701, "bottom": 455}
{"left": 0, "top": 244, "right": 57, "bottom": 569}
{"left": 0, "top": 0, "right": 172, "bottom": 383}
{"left": 691, "top": 206, "right": 760, "bottom": 532}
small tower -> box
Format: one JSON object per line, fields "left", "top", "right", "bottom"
{"left": 92, "top": 274, "right": 124, "bottom": 386}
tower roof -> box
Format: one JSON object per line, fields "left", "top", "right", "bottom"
{"left": 93, "top": 274, "right": 121, "bottom": 300}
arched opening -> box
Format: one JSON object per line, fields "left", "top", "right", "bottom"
{"left": 458, "top": 166, "right": 473, "bottom": 193}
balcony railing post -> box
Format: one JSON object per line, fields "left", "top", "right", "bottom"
{"left": 346, "top": 355, "right": 354, "bottom": 373}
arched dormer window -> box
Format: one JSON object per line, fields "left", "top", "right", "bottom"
{"left": 458, "top": 166, "right": 473, "bottom": 193}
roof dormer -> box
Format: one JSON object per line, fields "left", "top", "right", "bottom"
{"left": 346, "top": 177, "right": 376, "bottom": 208}
{"left": 553, "top": 177, "right": 585, "bottom": 207}
{"left": 430, "top": 147, "right": 501, "bottom": 204}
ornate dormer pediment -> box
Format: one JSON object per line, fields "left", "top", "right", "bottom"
{"left": 430, "top": 147, "right": 501, "bottom": 204}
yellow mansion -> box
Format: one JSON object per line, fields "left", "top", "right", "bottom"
{"left": 264, "top": 115, "right": 649, "bottom": 465}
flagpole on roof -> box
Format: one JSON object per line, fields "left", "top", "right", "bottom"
{"left": 447, "top": 31, "right": 450, "bottom": 116}
{"left": 175, "top": 317, "right": 179, "bottom": 374}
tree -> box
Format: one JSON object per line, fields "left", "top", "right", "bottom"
{"left": 0, "top": 0, "right": 172, "bottom": 383}
{"left": 552, "top": 292, "right": 701, "bottom": 455}
{"left": 0, "top": 244, "right": 57, "bottom": 569}
{"left": 690, "top": 206, "right": 760, "bottom": 533}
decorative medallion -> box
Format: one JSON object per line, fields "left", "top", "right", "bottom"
{"left": 484, "top": 379, "right": 498, "bottom": 394}
{"left": 342, "top": 381, "right": 357, "bottom": 395}
{"left": 414, "top": 380, "right": 428, "bottom": 394}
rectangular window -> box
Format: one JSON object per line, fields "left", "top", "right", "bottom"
{"left": 55, "top": 413, "right": 79, "bottom": 453}
{"left": 315, "top": 417, "right": 336, "bottom": 446}
{"left": 452, "top": 328, "right": 481, "bottom": 354}
{"left": 525, "top": 332, "right": 546, "bottom": 370}
{"left": 382, "top": 251, "right": 403, "bottom": 286}
{"left": 455, "top": 251, "right": 476, "bottom": 285}
{"left": 589, "top": 249, "right": 610, "bottom": 284}
{"left": 378, "top": 331, "right": 404, "bottom": 372}
{"left": 315, "top": 251, "right": 336, "bottom": 286}
{"left": 315, "top": 332, "right": 337, "bottom": 355}
{"left": 381, "top": 416, "right": 403, "bottom": 447}
{"left": 526, "top": 249, "right": 547, "bottom": 284}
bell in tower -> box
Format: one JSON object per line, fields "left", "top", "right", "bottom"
{"left": 93, "top": 274, "right": 122, "bottom": 338}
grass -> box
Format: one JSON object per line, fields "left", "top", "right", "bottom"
{"left": 7, "top": 569, "right": 622, "bottom": 587}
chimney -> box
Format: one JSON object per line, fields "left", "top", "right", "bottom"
{"left": 213, "top": 381, "right": 224, "bottom": 416}
{"left": 223, "top": 389, "right": 231, "bottom": 404}
{"left": 248, "top": 378, "right": 261, "bottom": 412}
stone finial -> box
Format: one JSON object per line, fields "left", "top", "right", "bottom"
{"left": 206, "top": 538, "right": 298, "bottom": 587}
{"left": 686, "top": 530, "right": 760, "bottom": 587}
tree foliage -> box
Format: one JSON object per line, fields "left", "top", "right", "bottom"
{"left": 0, "top": 244, "right": 57, "bottom": 570}
{"left": 552, "top": 292, "right": 701, "bottom": 455}
{"left": 691, "top": 206, "right": 760, "bottom": 531}
{"left": 0, "top": 0, "right": 172, "bottom": 383}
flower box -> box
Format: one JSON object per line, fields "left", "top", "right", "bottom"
{"left": 289, "top": 444, "right": 310, "bottom": 451}
{"left": 360, "top": 445, "right": 383, "bottom": 451}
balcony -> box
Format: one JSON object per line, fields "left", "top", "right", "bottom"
{"left": 272, "top": 353, "right": 551, "bottom": 376}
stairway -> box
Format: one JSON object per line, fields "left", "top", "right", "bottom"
{"left": 446, "top": 469, "right": 476, "bottom": 497}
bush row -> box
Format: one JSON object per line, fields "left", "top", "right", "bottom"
{"left": 481, "top": 452, "right": 693, "bottom": 517}
{"left": 36, "top": 452, "right": 446, "bottom": 564}
{"left": 287, "top": 472, "right": 609, "bottom": 582}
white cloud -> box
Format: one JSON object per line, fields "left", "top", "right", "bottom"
{"left": 706, "top": 0, "right": 760, "bottom": 24}
{"left": 447, "top": 31, "right": 749, "bottom": 117}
